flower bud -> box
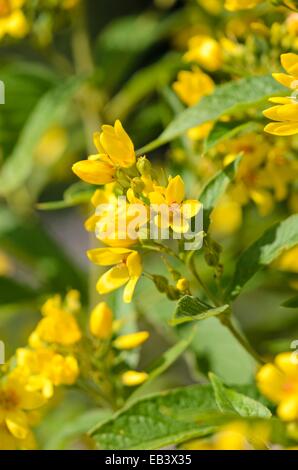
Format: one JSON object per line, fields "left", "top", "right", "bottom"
{"left": 89, "top": 302, "right": 113, "bottom": 340}
{"left": 176, "top": 278, "right": 189, "bottom": 292}
{"left": 153, "top": 275, "right": 169, "bottom": 293}
{"left": 121, "top": 370, "right": 148, "bottom": 386}
{"left": 136, "top": 156, "right": 152, "bottom": 176}
{"left": 113, "top": 331, "right": 149, "bottom": 350}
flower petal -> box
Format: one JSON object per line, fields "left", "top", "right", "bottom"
{"left": 97, "top": 265, "right": 129, "bottom": 294}
{"left": 166, "top": 175, "right": 185, "bottom": 204}
{"left": 72, "top": 159, "right": 115, "bottom": 185}
{"left": 87, "top": 247, "right": 132, "bottom": 266}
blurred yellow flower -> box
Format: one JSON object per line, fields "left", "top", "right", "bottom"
{"left": 149, "top": 175, "right": 201, "bottom": 234}
{"left": 224, "top": 0, "right": 263, "bottom": 11}
{"left": 87, "top": 247, "right": 142, "bottom": 303}
{"left": 113, "top": 331, "right": 149, "bottom": 350}
{"left": 72, "top": 120, "right": 135, "bottom": 185}
{"left": 16, "top": 348, "right": 79, "bottom": 399}
{"left": 62, "top": 0, "right": 79, "bottom": 9}
{"left": 173, "top": 67, "right": 214, "bottom": 106}
{"left": 264, "top": 53, "right": 298, "bottom": 136}
{"left": 183, "top": 35, "right": 222, "bottom": 71}
{"left": 0, "top": 0, "right": 28, "bottom": 40}
{"left": 89, "top": 302, "right": 113, "bottom": 340}
{"left": 121, "top": 370, "right": 148, "bottom": 387}
{"left": 34, "top": 126, "right": 68, "bottom": 166}
{"left": 210, "top": 195, "right": 243, "bottom": 236}
{"left": 274, "top": 245, "right": 298, "bottom": 273}
{"left": 183, "top": 421, "right": 270, "bottom": 450}
{"left": 30, "top": 293, "right": 82, "bottom": 347}
{"left": 0, "top": 370, "right": 44, "bottom": 446}
{"left": 257, "top": 352, "right": 298, "bottom": 422}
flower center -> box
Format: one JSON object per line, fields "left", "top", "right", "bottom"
{"left": 0, "top": 388, "right": 19, "bottom": 410}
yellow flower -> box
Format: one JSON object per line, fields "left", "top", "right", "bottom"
{"left": 183, "top": 35, "right": 222, "bottom": 71}
{"left": 274, "top": 246, "right": 298, "bottom": 273}
{"left": 85, "top": 184, "right": 117, "bottom": 232}
{"left": 85, "top": 185, "right": 147, "bottom": 248}
{"left": 0, "top": 370, "right": 44, "bottom": 446}
{"left": 173, "top": 67, "right": 214, "bottom": 107}
{"left": 87, "top": 247, "right": 142, "bottom": 303}
{"left": 264, "top": 53, "right": 298, "bottom": 136}
{"left": 72, "top": 120, "right": 135, "bottom": 185}
{"left": 257, "top": 352, "right": 298, "bottom": 422}
{"left": 121, "top": 370, "right": 148, "bottom": 387}
{"left": 149, "top": 175, "right": 201, "bottom": 234}
{"left": 30, "top": 293, "right": 81, "bottom": 347}
{"left": 183, "top": 421, "right": 270, "bottom": 450}
{"left": 0, "top": 0, "right": 28, "bottom": 40}
{"left": 16, "top": 348, "right": 79, "bottom": 399}
{"left": 210, "top": 195, "right": 243, "bottom": 236}
{"left": 224, "top": 0, "right": 263, "bottom": 10}
{"left": 89, "top": 302, "right": 113, "bottom": 339}
{"left": 113, "top": 331, "right": 149, "bottom": 350}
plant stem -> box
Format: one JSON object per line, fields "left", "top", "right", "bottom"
{"left": 188, "top": 255, "right": 219, "bottom": 307}
{"left": 222, "top": 316, "right": 265, "bottom": 365}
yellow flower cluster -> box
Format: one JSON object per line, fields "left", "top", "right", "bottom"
{"left": 264, "top": 53, "right": 298, "bottom": 136}
{"left": 224, "top": 0, "right": 263, "bottom": 11}
{"left": 88, "top": 301, "right": 149, "bottom": 387}
{"left": 257, "top": 352, "right": 298, "bottom": 422}
{"left": 0, "top": 290, "right": 81, "bottom": 449}
{"left": 183, "top": 421, "right": 270, "bottom": 450}
{"left": 72, "top": 121, "right": 201, "bottom": 304}
{"left": 0, "top": 0, "right": 28, "bottom": 40}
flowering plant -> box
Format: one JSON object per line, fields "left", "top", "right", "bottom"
{"left": 0, "top": 0, "right": 298, "bottom": 451}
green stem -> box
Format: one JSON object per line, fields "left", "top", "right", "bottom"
{"left": 188, "top": 255, "right": 219, "bottom": 307}
{"left": 222, "top": 316, "right": 265, "bottom": 365}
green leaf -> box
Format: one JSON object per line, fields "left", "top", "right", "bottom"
{"left": 37, "top": 182, "right": 94, "bottom": 211}
{"left": 227, "top": 214, "right": 298, "bottom": 299}
{"left": 91, "top": 385, "right": 220, "bottom": 450}
{"left": 209, "top": 373, "right": 271, "bottom": 419}
{"left": 203, "top": 121, "right": 260, "bottom": 152}
{"left": 129, "top": 329, "right": 196, "bottom": 401}
{"left": 200, "top": 156, "right": 241, "bottom": 228}
{"left": 282, "top": 294, "right": 298, "bottom": 308}
{"left": 171, "top": 295, "right": 229, "bottom": 326}
{"left": 138, "top": 75, "right": 285, "bottom": 153}
{"left": 0, "top": 77, "right": 82, "bottom": 196}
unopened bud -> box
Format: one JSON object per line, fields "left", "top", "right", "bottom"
{"left": 89, "top": 302, "right": 113, "bottom": 340}
{"left": 176, "top": 278, "right": 189, "bottom": 293}
{"left": 153, "top": 275, "right": 169, "bottom": 293}
{"left": 136, "top": 156, "right": 152, "bottom": 176}
{"left": 131, "top": 177, "right": 145, "bottom": 194}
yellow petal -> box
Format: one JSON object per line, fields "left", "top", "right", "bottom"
{"left": 272, "top": 73, "right": 297, "bottom": 89}
{"left": 97, "top": 265, "right": 129, "bottom": 294}
{"left": 100, "top": 120, "right": 135, "bottom": 168}
{"left": 170, "top": 215, "right": 190, "bottom": 234}
{"left": 275, "top": 352, "right": 298, "bottom": 378}
{"left": 281, "top": 53, "right": 298, "bottom": 77}
{"left": 264, "top": 122, "right": 298, "bottom": 136}
{"left": 5, "top": 411, "right": 28, "bottom": 440}
{"left": 126, "top": 251, "right": 142, "bottom": 278}
{"left": 123, "top": 277, "right": 139, "bottom": 303}
{"left": 181, "top": 200, "right": 202, "bottom": 219}
{"left": 278, "top": 396, "right": 298, "bottom": 422}
{"left": 113, "top": 331, "right": 149, "bottom": 350}
{"left": 72, "top": 159, "right": 115, "bottom": 185}
{"left": 87, "top": 247, "right": 132, "bottom": 266}
{"left": 256, "top": 363, "right": 285, "bottom": 403}
{"left": 166, "top": 175, "right": 185, "bottom": 204}
{"left": 269, "top": 96, "right": 294, "bottom": 105}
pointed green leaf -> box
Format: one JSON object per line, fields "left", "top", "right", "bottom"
{"left": 209, "top": 373, "right": 271, "bottom": 418}
{"left": 228, "top": 215, "right": 298, "bottom": 299}
{"left": 171, "top": 295, "right": 229, "bottom": 326}
{"left": 138, "top": 75, "right": 285, "bottom": 153}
